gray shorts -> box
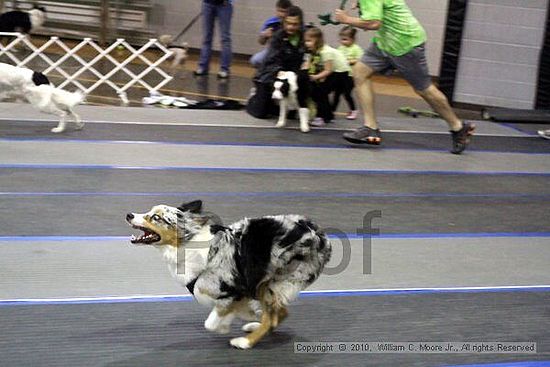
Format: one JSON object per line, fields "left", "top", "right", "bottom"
{"left": 361, "top": 42, "right": 432, "bottom": 91}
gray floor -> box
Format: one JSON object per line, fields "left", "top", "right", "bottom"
{"left": 0, "top": 100, "right": 549, "bottom": 366}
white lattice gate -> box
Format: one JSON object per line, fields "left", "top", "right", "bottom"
{"left": 0, "top": 33, "right": 173, "bottom": 104}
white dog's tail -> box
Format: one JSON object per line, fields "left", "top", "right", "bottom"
{"left": 51, "top": 89, "right": 85, "bottom": 108}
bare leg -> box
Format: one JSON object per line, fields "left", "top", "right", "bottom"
{"left": 353, "top": 62, "right": 378, "bottom": 129}
{"left": 415, "top": 84, "right": 462, "bottom": 131}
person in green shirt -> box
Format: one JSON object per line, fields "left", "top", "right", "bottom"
{"left": 335, "top": 0, "right": 475, "bottom": 154}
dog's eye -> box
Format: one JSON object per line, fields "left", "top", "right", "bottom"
{"left": 151, "top": 214, "right": 161, "bottom": 221}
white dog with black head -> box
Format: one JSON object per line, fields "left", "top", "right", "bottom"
{"left": 0, "top": 62, "right": 85, "bottom": 133}
{"left": 272, "top": 71, "right": 309, "bottom": 133}
{"left": 0, "top": 6, "right": 46, "bottom": 35}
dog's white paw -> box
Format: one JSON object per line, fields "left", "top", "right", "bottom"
{"left": 216, "top": 324, "right": 231, "bottom": 334}
{"left": 204, "top": 318, "right": 230, "bottom": 334}
{"left": 51, "top": 126, "right": 66, "bottom": 133}
{"left": 275, "top": 120, "right": 286, "bottom": 128}
{"left": 241, "top": 322, "right": 261, "bottom": 333}
{"left": 300, "top": 122, "right": 310, "bottom": 133}
{"left": 230, "top": 337, "right": 252, "bottom": 349}
{"left": 75, "top": 122, "right": 85, "bottom": 130}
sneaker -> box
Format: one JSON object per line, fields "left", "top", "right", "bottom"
{"left": 450, "top": 121, "right": 476, "bottom": 154}
{"left": 193, "top": 68, "right": 208, "bottom": 76}
{"left": 538, "top": 130, "right": 550, "bottom": 140}
{"left": 309, "top": 117, "right": 327, "bottom": 127}
{"left": 217, "top": 70, "right": 229, "bottom": 79}
{"left": 346, "top": 110, "right": 358, "bottom": 120}
{"left": 343, "top": 126, "right": 382, "bottom": 145}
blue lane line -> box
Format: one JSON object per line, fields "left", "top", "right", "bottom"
{"left": 1, "top": 286, "right": 549, "bottom": 307}
{"left": 441, "top": 361, "right": 550, "bottom": 367}
{"left": 1, "top": 164, "right": 550, "bottom": 176}
{"left": 1, "top": 191, "right": 549, "bottom": 199}
{"left": 1, "top": 232, "right": 550, "bottom": 242}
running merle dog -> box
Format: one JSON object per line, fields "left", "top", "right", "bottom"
{"left": 126, "top": 200, "right": 331, "bottom": 349}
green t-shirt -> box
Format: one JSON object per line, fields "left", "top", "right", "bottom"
{"left": 319, "top": 44, "right": 351, "bottom": 73}
{"left": 359, "top": 0, "right": 426, "bottom": 56}
{"left": 338, "top": 44, "right": 364, "bottom": 76}
{"left": 338, "top": 44, "right": 364, "bottom": 62}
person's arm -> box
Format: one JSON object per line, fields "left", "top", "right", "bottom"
{"left": 311, "top": 60, "right": 333, "bottom": 82}
{"left": 334, "top": 9, "right": 381, "bottom": 30}
{"left": 258, "top": 27, "right": 273, "bottom": 45}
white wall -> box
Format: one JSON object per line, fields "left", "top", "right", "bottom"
{"left": 149, "top": 0, "right": 449, "bottom": 75}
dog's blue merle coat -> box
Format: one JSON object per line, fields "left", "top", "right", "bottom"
{"left": 193, "top": 214, "right": 331, "bottom": 304}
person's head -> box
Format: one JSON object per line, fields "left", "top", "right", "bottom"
{"left": 283, "top": 5, "right": 303, "bottom": 36}
{"left": 338, "top": 26, "right": 357, "bottom": 47}
{"left": 275, "top": 0, "right": 292, "bottom": 19}
{"left": 304, "top": 26, "right": 324, "bottom": 52}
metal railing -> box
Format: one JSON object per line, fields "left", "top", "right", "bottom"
{"left": 0, "top": 33, "right": 173, "bottom": 104}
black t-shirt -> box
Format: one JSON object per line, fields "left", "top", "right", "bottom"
{"left": 255, "top": 29, "right": 305, "bottom": 84}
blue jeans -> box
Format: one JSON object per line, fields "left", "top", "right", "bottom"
{"left": 198, "top": 1, "right": 233, "bottom": 73}
{"left": 250, "top": 48, "right": 268, "bottom": 68}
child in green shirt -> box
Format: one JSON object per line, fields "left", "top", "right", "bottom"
{"left": 336, "top": 26, "right": 364, "bottom": 120}
{"left": 304, "top": 26, "right": 351, "bottom": 126}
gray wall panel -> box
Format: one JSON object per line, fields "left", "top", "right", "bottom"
{"left": 454, "top": 0, "right": 549, "bottom": 108}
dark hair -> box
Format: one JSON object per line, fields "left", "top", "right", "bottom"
{"left": 339, "top": 25, "right": 357, "bottom": 40}
{"left": 305, "top": 26, "right": 324, "bottom": 50}
{"left": 286, "top": 5, "right": 303, "bottom": 22}
{"left": 276, "top": 0, "right": 292, "bottom": 9}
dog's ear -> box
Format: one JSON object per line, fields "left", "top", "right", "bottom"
{"left": 178, "top": 200, "right": 202, "bottom": 213}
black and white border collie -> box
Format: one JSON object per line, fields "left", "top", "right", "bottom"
{"left": 126, "top": 200, "right": 331, "bottom": 349}
{"left": 272, "top": 71, "right": 310, "bottom": 133}
{"left": 0, "top": 6, "right": 46, "bottom": 35}
{"left": 0, "top": 62, "right": 85, "bottom": 133}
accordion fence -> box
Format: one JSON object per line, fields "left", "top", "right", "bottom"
{"left": 0, "top": 33, "right": 173, "bottom": 104}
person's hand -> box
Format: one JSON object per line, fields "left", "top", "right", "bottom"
{"left": 261, "top": 27, "right": 274, "bottom": 38}
{"left": 335, "top": 9, "right": 349, "bottom": 24}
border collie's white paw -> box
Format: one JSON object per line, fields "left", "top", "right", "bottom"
{"left": 230, "top": 337, "right": 251, "bottom": 349}
{"left": 275, "top": 120, "right": 286, "bottom": 128}
{"left": 241, "top": 322, "right": 261, "bottom": 332}
{"left": 51, "top": 126, "right": 66, "bottom": 133}
{"left": 75, "top": 122, "right": 85, "bottom": 130}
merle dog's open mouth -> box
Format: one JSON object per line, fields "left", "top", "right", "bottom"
{"left": 130, "top": 226, "right": 161, "bottom": 244}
